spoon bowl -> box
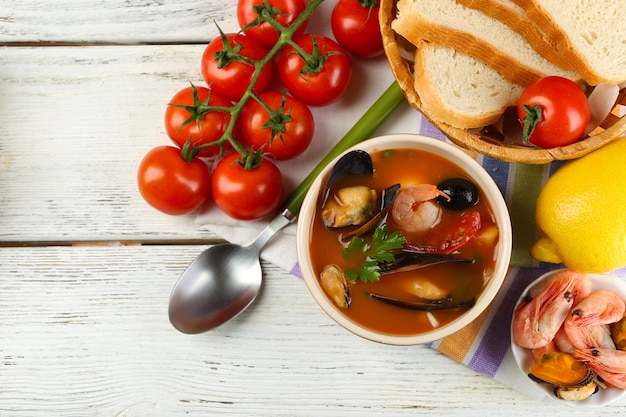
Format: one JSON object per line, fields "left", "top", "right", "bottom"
{"left": 169, "top": 210, "right": 293, "bottom": 333}
{"left": 169, "top": 243, "right": 262, "bottom": 333}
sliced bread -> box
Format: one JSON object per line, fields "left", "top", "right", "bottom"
{"left": 392, "top": 0, "right": 579, "bottom": 86}
{"left": 413, "top": 43, "right": 525, "bottom": 129}
{"left": 511, "top": 0, "right": 626, "bottom": 85}
{"left": 455, "top": 0, "right": 570, "bottom": 70}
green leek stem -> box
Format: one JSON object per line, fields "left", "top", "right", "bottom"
{"left": 283, "top": 81, "right": 405, "bottom": 216}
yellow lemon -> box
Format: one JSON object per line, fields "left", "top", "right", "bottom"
{"left": 531, "top": 137, "right": 626, "bottom": 273}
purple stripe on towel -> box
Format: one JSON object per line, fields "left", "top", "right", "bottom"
{"left": 290, "top": 262, "right": 303, "bottom": 279}
{"left": 468, "top": 268, "right": 546, "bottom": 377}
{"left": 419, "top": 119, "right": 447, "bottom": 141}
{"left": 481, "top": 156, "right": 510, "bottom": 199}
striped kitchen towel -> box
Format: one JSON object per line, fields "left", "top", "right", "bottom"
{"left": 432, "top": 267, "right": 550, "bottom": 400}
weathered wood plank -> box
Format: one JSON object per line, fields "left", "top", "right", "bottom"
{"left": 0, "top": 44, "right": 216, "bottom": 242}
{"left": 2, "top": 245, "right": 608, "bottom": 417}
{"left": 0, "top": 0, "right": 240, "bottom": 44}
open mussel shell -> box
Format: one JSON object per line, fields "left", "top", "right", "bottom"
{"left": 319, "top": 264, "right": 351, "bottom": 310}
{"left": 321, "top": 186, "right": 378, "bottom": 229}
{"left": 379, "top": 251, "right": 474, "bottom": 275}
{"left": 553, "top": 382, "right": 599, "bottom": 401}
{"left": 528, "top": 351, "right": 598, "bottom": 401}
{"left": 340, "top": 184, "right": 401, "bottom": 239}
{"left": 369, "top": 293, "right": 475, "bottom": 311}
{"left": 529, "top": 351, "right": 594, "bottom": 387}
{"left": 322, "top": 149, "right": 373, "bottom": 204}
{"left": 369, "top": 252, "right": 475, "bottom": 311}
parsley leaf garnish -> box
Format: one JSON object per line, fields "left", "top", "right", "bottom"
{"left": 342, "top": 225, "right": 407, "bottom": 283}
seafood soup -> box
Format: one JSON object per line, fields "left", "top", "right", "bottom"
{"left": 307, "top": 147, "right": 501, "bottom": 336}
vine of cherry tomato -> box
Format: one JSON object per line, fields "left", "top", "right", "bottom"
{"left": 164, "top": 85, "right": 235, "bottom": 158}
{"left": 201, "top": 32, "right": 274, "bottom": 103}
{"left": 139, "top": 0, "right": 380, "bottom": 220}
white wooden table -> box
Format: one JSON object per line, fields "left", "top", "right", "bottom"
{"left": 1, "top": 1, "right": 625, "bottom": 415}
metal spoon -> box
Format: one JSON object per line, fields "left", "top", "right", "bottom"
{"left": 168, "top": 82, "right": 405, "bottom": 334}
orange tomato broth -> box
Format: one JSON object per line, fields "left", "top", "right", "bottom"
{"left": 307, "top": 148, "right": 500, "bottom": 336}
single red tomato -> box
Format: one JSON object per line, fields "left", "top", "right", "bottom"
{"left": 331, "top": 0, "right": 384, "bottom": 58}
{"left": 237, "top": 0, "right": 308, "bottom": 50}
{"left": 201, "top": 32, "right": 273, "bottom": 103}
{"left": 421, "top": 212, "right": 481, "bottom": 254}
{"left": 240, "top": 91, "right": 314, "bottom": 160}
{"left": 277, "top": 34, "right": 352, "bottom": 106}
{"left": 517, "top": 76, "right": 591, "bottom": 149}
{"left": 137, "top": 146, "right": 211, "bottom": 215}
{"left": 211, "top": 152, "right": 283, "bottom": 220}
{"left": 164, "top": 84, "right": 234, "bottom": 157}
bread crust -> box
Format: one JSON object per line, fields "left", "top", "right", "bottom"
{"left": 454, "top": 0, "right": 571, "bottom": 70}
{"left": 392, "top": 0, "right": 578, "bottom": 86}
{"left": 512, "top": 0, "right": 626, "bottom": 84}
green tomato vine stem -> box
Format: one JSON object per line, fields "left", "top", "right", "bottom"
{"left": 189, "top": 0, "right": 326, "bottom": 167}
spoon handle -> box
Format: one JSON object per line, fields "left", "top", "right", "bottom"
{"left": 247, "top": 209, "right": 294, "bottom": 252}
{"left": 282, "top": 81, "right": 405, "bottom": 217}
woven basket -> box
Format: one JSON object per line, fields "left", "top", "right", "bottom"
{"left": 379, "top": 0, "right": 626, "bottom": 164}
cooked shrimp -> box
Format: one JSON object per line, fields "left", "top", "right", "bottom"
{"left": 512, "top": 270, "right": 580, "bottom": 349}
{"left": 567, "top": 290, "right": 626, "bottom": 328}
{"left": 574, "top": 348, "right": 626, "bottom": 389}
{"left": 564, "top": 290, "right": 625, "bottom": 349}
{"left": 554, "top": 325, "right": 576, "bottom": 354}
{"left": 567, "top": 324, "right": 616, "bottom": 350}
{"left": 391, "top": 184, "right": 450, "bottom": 233}
{"left": 529, "top": 270, "right": 592, "bottom": 304}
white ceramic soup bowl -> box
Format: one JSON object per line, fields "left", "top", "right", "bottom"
{"left": 296, "top": 134, "right": 512, "bottom": 345}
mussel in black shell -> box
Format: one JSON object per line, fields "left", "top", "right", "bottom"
{"left": 528, "top": 351, "right": 598, "bottom": 401}
{"left": 319, "top": 264, "right": 351, "bottom": 309}
{"left": 322, "top": 150, "right": 373, "bottom": 205}
{"left": 321, "top": 150, "right": 401, "bottom": 233}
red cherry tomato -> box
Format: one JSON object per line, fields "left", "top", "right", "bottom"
{"left": 278, "top": 34, "right": 352, "bottom": 106}
{"left": 405, "top": 212, "right": 482, "bottom": 255}
{"left": 211, "top": 152, "right": 283, "bottom": 220}
{"left": 331, "top": 0, "right": 384, "bottom": 58}
{"left": 164, "top": 85, "right": 234, "bottom": 158}
{"left": 422, "top": 211, "right": 481, "bottom": 254}
{"left": 240, "top": 91, "right": 314, "bottom": 160}
{"left": 237, "top": 0, "right": 308, "bottom": 50}
{"left": 137, "top": 146, "right": 211, "bottom": 215}
{"left": 517, "top": 76, "right": 591, "bottom": 149}
{"left": 201, "top": 33, "right": 273, "bottom": 103}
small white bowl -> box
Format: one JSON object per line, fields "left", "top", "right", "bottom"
{"left": 296, "top": 134, "right": 512, "bottom": 345}
{"left": 511, "top": 269, "right": 626, "bottom": 407}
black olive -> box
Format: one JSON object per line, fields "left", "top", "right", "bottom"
{"left": 436, "top": 178, "right": 479, "bottom": 210}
